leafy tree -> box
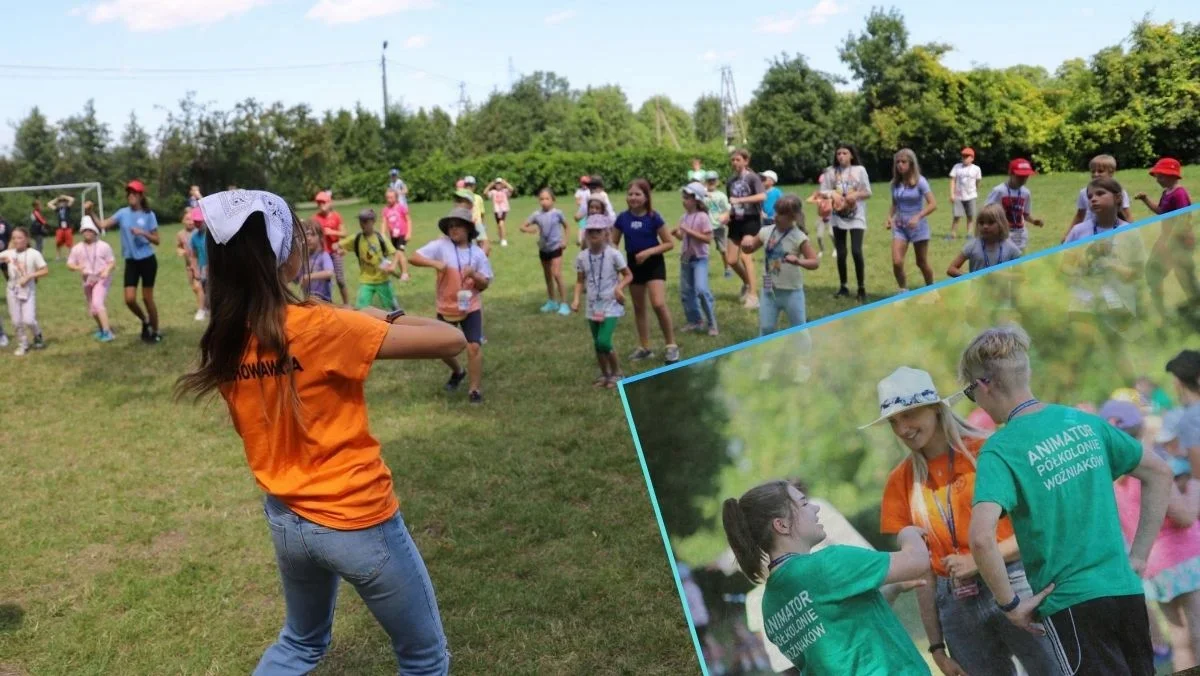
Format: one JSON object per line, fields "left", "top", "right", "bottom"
{"left": 744, "top": 54, "right": 841, "bottom": 182}
{"left": 693, "top": 95, "right": 724, "bottom": 145}
{"left": 111, "top": 112, "right": 154, "bottom": 188}
{"left": 12, "top": 107, "right": 58, "bottom": 187}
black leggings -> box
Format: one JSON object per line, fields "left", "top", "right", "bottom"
{"left": 833, "top": 228, "right": 865, "bottom": 289}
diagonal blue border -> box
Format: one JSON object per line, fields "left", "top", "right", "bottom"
{"left": 621, "top": 201, "right": 1200, "bottom": 385}
{"left": 615, "top": 200, "right": 1199, "bottom": 674}
{"left": 617, "top": 380, "right": 711, "bottom": 676}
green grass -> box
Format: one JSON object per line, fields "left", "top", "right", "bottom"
{"left": 0, "top": 166, "right": 1191, "bottom": 675}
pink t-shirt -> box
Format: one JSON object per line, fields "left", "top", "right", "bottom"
{"left": 67, "top": 240, "right": 115, "bottom": 280}
{"left": 1114, "top": 476, "right": 1200, "bottom": 579}
{"left": 488, "top": 188, "right": 511, "bottom": 214}
{"left": 383, "top": 203, "right": 410, "bottom": 239}
{"left": 415, "top": 237, "right": 493, "bottom": 316}
{"left": 679, "top": 210, "right": 713, "bottom": 262}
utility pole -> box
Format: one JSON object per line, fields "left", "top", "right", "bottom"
{"left": 457, "top": 81, "right": 469, "bottom": 115}
{"left": 719, "top": 65, "right": 747, "bottom": 149}
{"left": 381, "top": 41, "right": 390, "bottom": 121}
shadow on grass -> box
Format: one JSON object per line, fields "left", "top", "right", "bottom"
{"left": 0, "top": 603, "right": 25, "bottom": 632}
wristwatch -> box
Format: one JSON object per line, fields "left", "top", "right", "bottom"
{"left": 927, "top": 643, "right": 946, "bottom": 655}
{"left": 385, "top": 309, "right": 406, "bottom": 323}
{"left": 997, "top": 594, "right": 1021, "bottom": 613}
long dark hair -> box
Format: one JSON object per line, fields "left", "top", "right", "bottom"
{"left": 128, "top": 189, "right": 151, "bottom": 213}
{"left": 832, "top": 143, "right": 861, "bottom": 168}
{"left": 722, "top": 480, "right": 795, "bottom": 584}
{"left": 175, "top": 209, "right": 309, "bottom": 423}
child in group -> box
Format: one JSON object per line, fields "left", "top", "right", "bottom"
{"left": 382, "top": 188, "right": 411, "bottom": 281}
{"left": 1136, "top": 158, "right": 1197, "bottom": 321}
{"left": 741, "top": 195, "right": 819, "bottom": 336}
{"left": 461, "top": 177, "right": 493, "bottom": 255}
{"left": 611, "top": 179, "right": 680, "bottom": 365}
{"left": 722, "top": 480, "right": 934, "bottom": 675}
{"left": 49, "top": 194, "right": 75, "bottom": 260}
{"left": 186, "top": 185, "right": 202, "bottom": 208}
{"left": 886, "top": 148, "right": 937, "bottom": 294}
{"left": 1061, "top": 154, "right": 1134, "bottom": 244}
{"left": 409, "top": 207, "right": 494, "bottom": 404}
{"left": 984, "top": 159, "right": 1044, "bottom": 252}
{"left": 520, "top": 188, "right": 571, "bottom": 315}
{"left": 571, "top": 214, "right": 632, "bottom": 388}
{"left": 575, "top": 177, "right": 617, "bottom": 247}
{"left": 296, "top": 219, "right": 335, "bottom": 302}
{"left": 805, "top": 179, "right": 836, "bottom": 259}
{"left": 0, "top": 227, "right": 49, "bottom": 355}
{"left": 1065, "top": 175, "right": 1132, "bottom": 243}
{"left": 703, "top": 170, "right": 733, "bottom": 278}
{"left": 29, "top": 200, "right": 48, "bottom": 253}
{"left": 187, "top": 208, "right": 210, "bottom": 321}
{"left": 948, "top": 147, "right": 982, "bottom": 240}
{"left": 66, "top": 217, "right": 116, "bottom": 341}
{"left": 96, "top": 180, "right": 162, "bottom": 343}
{"left": 177, "top": 207, "right": 207, "bottom": 321}
{"left": 453, "top": 188, "right": 491, "bottom": 256}
{"left": 485, "top": 177, "right": 513, "bottom": 247}
{"left": 946, "top": 204, "right": 1021, "bottom": 277}
{"left": 761, "top": 170, "right": 782, "bottom": 226}
{"left": 574, "top": 175, "right": 592, "bottom": 245}
{"left": 672, "top": 182, "right": 718, "bottom": 337}
{"left": 313, "top": 191, "right": 350, "bottom": 305}
{"left": 340, "top": 209, "right": 403, "bottom": 311}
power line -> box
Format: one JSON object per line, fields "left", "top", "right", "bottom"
{"left": 0, "top": 59, "right": 375, "bottom": 75}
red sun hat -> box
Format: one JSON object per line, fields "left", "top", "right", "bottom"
{"left": 1008, "top": 158, "right": 1036, "bottom": 177}
{"left": 1150, "top": 157, "right": 1183, "bottom": 179}
{"left": 125, "top": 179, "right": 146, "bottom": 194}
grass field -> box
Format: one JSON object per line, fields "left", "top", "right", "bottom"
{"left": 0, "top": 165, "right": 1191, "bottom": 675}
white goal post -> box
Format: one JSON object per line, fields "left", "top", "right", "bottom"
{"left": 0, "top": 181, "right": 107, "bottom": 238}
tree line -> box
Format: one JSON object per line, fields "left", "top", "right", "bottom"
{"left": 1, "top": 8, "right": 1196, "bottom": 221}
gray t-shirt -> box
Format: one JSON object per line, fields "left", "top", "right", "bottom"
{"left": 529, "top": 208, "right": 568, "bottom": 252}
{"left": 574, "top": 246, "right": 628, "bottom": 319}
{"left": 961, "top": 238, "right": 1021, "bottom": 273}
{"left": 727, "top": 170, "right": 765, "bottom": 224}
{"left": 819, "top": 165, "right": 872, "bottom": 229}
{"left": 1179, "top": 402, "right": 1200, "bottom": 453}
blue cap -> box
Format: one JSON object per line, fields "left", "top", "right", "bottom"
{"left": 1099, "top": 399, "right": 1143, "bottom": 432}
{"left": 390, "top": 168, "right": 399, "bottom": 175}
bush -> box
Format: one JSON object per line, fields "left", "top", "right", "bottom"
{"left": 336, "top": 146, "right": 733, "bottom": 204}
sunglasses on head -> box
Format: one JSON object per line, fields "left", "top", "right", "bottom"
{"left": 963, "top": 378, "right": 990, "bottom": 402}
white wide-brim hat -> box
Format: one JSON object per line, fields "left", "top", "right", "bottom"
{"left": 858, "top": 366, "right": 964, "bottom": 430}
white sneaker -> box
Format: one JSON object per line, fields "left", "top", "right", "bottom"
{"left": 14, "top": 345, "right": 27, "bottom": 356}
{"left": 500, "top": 240, "right": 508, "bottom": 247}
{"left": 0, "top": 334, "right": 7, "bottom": 347}
{"left": 194, "top": 310, "right": 207, "bottom": 321}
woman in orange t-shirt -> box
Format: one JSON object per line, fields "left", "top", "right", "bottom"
{"left": 176, "top": 190, "right": 466, "bottom": 676}
{"left": 863, "top": 367, "right": 1060, "bottom": 676}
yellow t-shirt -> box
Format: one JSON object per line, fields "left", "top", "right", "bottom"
{"left": 338, "top": 231, "right": 396, "bottom": 285}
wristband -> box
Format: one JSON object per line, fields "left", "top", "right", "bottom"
{"left": 385, "top": 309, "right": 406, "bottom": 323}
{"left": 997, "top": 594, "right": 1021, "bottom": 613}
{"left": 927, "top": 643, "right": 946, "bottom": 655}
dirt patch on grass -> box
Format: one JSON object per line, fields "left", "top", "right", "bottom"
{"left": 0, "top": 663, "right": 30, "bottom": 676}
{"left": 148, "top": 530, "right": 188, "bottom": 559}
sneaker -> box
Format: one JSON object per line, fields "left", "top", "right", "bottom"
{"left": 445, "top": 369, "right": 467, "bottom": 392}
{"left": 539, "top": 300, "right": 558, "bottom": 313}
{"left": 557, "top": 303, "right": 571, "bottom": 316}
{"left": 835, "top": 287, "right": 849, "bottom": 298}
{"left": 400, "top": 273, "right": 410, "bottom": 282}
{"left": 33, "top": 334, "right": 46, "bottom": 350}
{"left": 707, "top": 326, "right": 720, "bottom": 337}
{"left": 857, "top": 288, "right": 867, "bottom": 304}
{"left": 743, "top": 295, "right": 759, "bottom": 310}
{"left": 832, "top": 250, "right": 838, "bottom": 258}
{"left": 681, "top": 323, "right": 703, "bottom": 333}
{"left": 629, "top": 347, "right": 654, "bottom": 361}
{"left": 140, "top": 322, "right": 151, "bottom": 342}
{"left": 194, "top": 309, "right": 207, "bottom": 321}
{"left": 0, "top": 334, "right": 7, "bottom": 348}
{"left": 469, "top": 390, "right": 484, "bottom": 404}
{"left": 98, "top": 330, "right": 115, "bottom": 343}
{"left": 14, "top": 345, "right": 27, "bottom": 356}
{"left": 723, "top": 268, "right": 732, "bottom": 278}
{"left": 148, "top": 332, "right": 163, "bottom": 344}
{"left": 500, "top": 240, "right": 508, "bottom": 247}
{"left": 818, "top": 251, "right": 823, "bottom": 259}
{"left": 664, "top": 344, "right": 680, "bottom": 364}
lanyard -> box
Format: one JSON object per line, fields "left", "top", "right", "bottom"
{"left": 981, "top": 242, "right": 992, "bottom": 268}
{"left": 85, "top": 242, "right": 97, "bottom": 273}
{"left": 764, "top": 228, "right": 788, "bottom": 261}
{"left": 768, "top": 553, "right": 798, "bottom": 571}
{"left": 454, "top": 244, "right": 470, "bottom": 278}
{"left": 588, "top": 251, "right": 604, "bottom": 300}
{"left": 1007, "top": 187, "right": 1024, "bottom": 226}
{"left": 929, "top": 450, "right": 959, "bottom": 549}
{"left": 1007, "top": 399, "right": 1040, "bottom": 422}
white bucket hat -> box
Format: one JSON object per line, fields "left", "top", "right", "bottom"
{"left": 858, "top": 366, "right": 964, "bottom": 430}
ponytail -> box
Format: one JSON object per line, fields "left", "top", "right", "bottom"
{"left": 721, "top": 480, "right": 794, "bottom": 584}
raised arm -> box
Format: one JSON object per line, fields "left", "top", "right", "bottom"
{"left": 361, "top": 312, "right": 468, "bottom": 360}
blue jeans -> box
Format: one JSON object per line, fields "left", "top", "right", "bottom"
{"left": 759, "top": 287, "right": 807, "bottom": 336}
{"left": 256, "top": 496, "right": 449, "bottom": 676}
{"left": 679, "top": 257, "right": 717, "bottom": 329}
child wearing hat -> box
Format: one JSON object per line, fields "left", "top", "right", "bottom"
{"left": 339, "top": 209, "right": 403, "bottom": 312}
{"left": 673, "top": 182, "right": 719, "bottom": 336}
{"left": 571, "top": 214, "right": 632, "bottom": 388}
{"left": 984, "top": 159, "right": 1044, "bottom": 252}
{"left": 760, "top": 170, "right": 781, "bottom": 226}
{"left": 948, "top": 148, "right": 982, "bottom": 240}
{"left": 313, "top": 191, "right": 350, "bottom": 305}
{"left": 187, "top": 207, "right": 210, "bottom": 321}
{"left": 484, "top": 177, "right": 513, "bottom": 247}
{"left": 409, "top": 207, "right": 494, "bottom": 404}
{"left": 1138, "top": 158, "right": 1198, "bottom": 320}
{"left": 66, "top": 213, "right": 116, "bottom": 341}
{"left": 96, "top": 179, "right": 162, "bottom": 343}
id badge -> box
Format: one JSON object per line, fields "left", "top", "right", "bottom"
{"left": 762, "top": 272, "right": 774, "bottom": 292}
{"left": 952, "top": 579, "right": 980, "bottom": 599}
{"left": 592, "top": 310, "right": 605, "bottom": 322}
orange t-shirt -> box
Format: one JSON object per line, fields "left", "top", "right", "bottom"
{"left": 220, "top": 303, "right": 397, "bottom": 530}
{"left": 880, "top": 437, "right": 1016, "bottom": 578}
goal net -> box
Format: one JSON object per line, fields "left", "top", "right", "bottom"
{"left": 0, "top": 181, "right": 108, "bottom": 240}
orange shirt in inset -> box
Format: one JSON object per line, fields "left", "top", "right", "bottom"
{"left": 220, "top": 303, "right": 397, "bottom": 530}
{"left": 880, "top": 437, "right": 1016, "bottom": 578}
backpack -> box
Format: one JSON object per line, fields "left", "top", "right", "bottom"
{"left": 352, "top": 232, "right": 388, "bottom": 265}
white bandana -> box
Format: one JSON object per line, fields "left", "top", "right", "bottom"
{"left": 198, "top": 190, "right": 295, "bottom": 267}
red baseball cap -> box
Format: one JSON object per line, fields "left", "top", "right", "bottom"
{"left": 125, "top": 179, "right": 145, "bottom": 193}
{"left": 1008, "top": 158, "right": 1036, "bottom": 177}
{"left": 961, "top": 147, "right": 975, "bottom": 157}
{"left": 579, "top": 175, "right": 590, "bottom": 185}
{"left": 1150, "top": 157, "right": 1183, "bottom": 179}
{"left": 314, "top": 191, "right": 332, "bottom": 204}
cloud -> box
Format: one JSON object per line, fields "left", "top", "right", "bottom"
{"left": 543, "top": 9, "right": 576, "bottom": 25}
{"left": 306, "top": 0, "right": 436, "bottom": 25}
{"left": 754, "top": 0, "right": 847, "bottom": 34}
{"left": 404, "top": 34, "right": 429, "bottom": 49}
{"left": 72, "top": 0, "right": 272, "bottom": 31}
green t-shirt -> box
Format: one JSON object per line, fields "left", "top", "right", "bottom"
{"left": 705, "top": 190, "right": 730, "bottom": 230}
{"left": 972, "top": 404, "right": 1144, "bottom": 617}
{"left": 759, "top": 225, "right": 810, "bottom": 291}
{"left": 338, "top": 231, "right": 396, "bottom": 285}
{"left": 761, "top": 546, "right": 930, "bottom": 676}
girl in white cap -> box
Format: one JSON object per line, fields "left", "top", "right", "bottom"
{"left": 865, "top": 366, "right": 1061, "bottom": 676}
{"left": 176, "top": 190, "right": 464, "bottom": 675}
{"left": 66, "top": 211, "right": 116, "bottom": 342}
{"left": 571, "top": 214, "right": 632, "bottom": 387}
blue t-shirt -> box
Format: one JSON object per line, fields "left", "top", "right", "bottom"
{"left": 190, "top": 229, "right": 208, "bottom": 269}
{"left": 56, "top": 205, "right": 70, "bottom": 226}
{"left": 762, "top": 187, "right": 782, "bottom": 219}
{"left": 112, "top": 207, "right": 158, "bottom": 260}
{"left": 892, "top": 177, "right": 931, "bottom": 227}
{"left": 614, "top": 210, "right": 667, "bottom": 257}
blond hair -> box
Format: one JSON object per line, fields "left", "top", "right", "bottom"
{"left": 1088, "top": 154, "right": 1118, "bottom": 174}
{"left": 975, "top": 204, "right": 1010, "bottom": 242}
{"left": 958, "top": 325, "right": 1032, "bottom": 395}
{"left": 901, "top": 403, "right": 991, "bottom": 532}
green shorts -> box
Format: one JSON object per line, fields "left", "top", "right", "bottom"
{"left": 355, "top": 282, "right": 398, "bottom": 311}
{"left": 589, "top": 317, "right": 619, "bottom": 353}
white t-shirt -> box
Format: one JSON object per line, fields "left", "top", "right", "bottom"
{"left": 949, "top": 163, "right": 982, "bottom": 201}
{"left": 574, "top": 246, "right": 628, "bottom": 319}
{"left": 1, "top": 247, "right": 47, "bottom": 295}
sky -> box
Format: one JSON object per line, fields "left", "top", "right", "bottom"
{"left": 1, "top": 0, "right": 1197, "bottom": 157}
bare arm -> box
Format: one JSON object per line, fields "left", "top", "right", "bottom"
{"left": 680, "top": 223, "right": 713, "bottom": 244}
{"left": 571, "top": 270, "right": 585, "bottom": 311}
{"left": 1166, "top": 478, "right": 1200, "bottom": 528}
{"left": 885, "top": 526, "right": 932, "bottom": 585}
{"left": 740, "top": 233, "right": 764, "bottom": 255}
{"left": 363, "top": 313, "right": 468, "bottom": 360}
{"left": 634, "top": 226, "right": 674, "bottom": 261}
{"left": 946, "top": 252, "right": 968, "bottom": 278}
{"left": 407, "top": 251, "right": 446, "bottom": 271}
{"left": 1128, "top": 448, "right": 1173, "bottom": 569}
{"left": 970, "top": 502, "right": 1014, "bottom": 604}
{"left": 791, "top": 240, "right": 819, "bottom": 270}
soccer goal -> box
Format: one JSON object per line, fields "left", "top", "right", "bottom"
{"left": 0, "top": 181, "right": 107, "bottom": 237}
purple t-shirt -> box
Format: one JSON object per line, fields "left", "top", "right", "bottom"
{"left": 1160, "top": 186, "right": 1192, "bottom": 215}
{"left": 303, "top": 251, "right": 334, "bottom": 301}
{"left": 679, "top": 211, "right": 713, "bottom": 261}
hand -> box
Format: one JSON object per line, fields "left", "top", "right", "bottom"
{"left": 433, "top": 260, "right": 447, "bottom": 272}
{"left": 131, "top": 227, "right": 146, "bottom": 238}
{"left": 1003, "top": 583, "right": 1055, "bottom": 634}
{"left": 1135, "top": 192, "right": 1148, "bottom": 202}
{"left": 18, "top": 275, "right": 30, "bottom": 286}
{"left": 614, "top": 288, "right": 626, "bottom": 305}
{"left": 462, "top": 265, "right": 475, "bottom": 279}
{"left": 943, "top": 554, "right": 977, "bottom": 581}
{"left": 908, "top": 215, "right": 921, "bottom": 229}
{"left": 300, "top": 274, "right": 310, "bottom": 286}
{"left": 1130, "top": 556, "right": 1148, "bottom": 577}
{"left": 100, "top": 269, "right": 110, "bottom": 280}
{"left": 783, "top": 254, "right": 802, "bottom": 266}
{"left": 1030, "top": 218, "right": 1044, "bottom": 227}
{"left": 932, "top": 651, "right": 969, "bottom": 676}
{"left": 570, "top": 299, "right": 580, "bottom": 312}
{"left": 634, "top": 250, "right": 650, "bottom": 265}
{"left": 843, "top": 195, "right": 857, "bottom": 210}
